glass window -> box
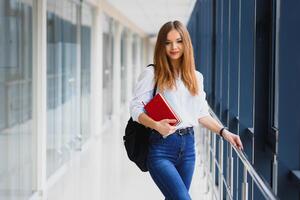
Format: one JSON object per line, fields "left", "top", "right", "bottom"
{"left": 0, "top": 0, "right": 34, "bottom": 199}
{"left": 121, "top": 30, "right": 127, "bottom": 104}
{"left": 81, "top": 3, "right": 93, "bottom": 142}
{"left": 140, "top": 38, "right": 144, "bottom": 68}
{"left": 132, "top": 35, "right": 138, "bottom": 89}
{"left": 102, "top": 14, "right": 114, "bottom": 123}
{"left": 46, "top": 0, "right": 80, "bottom": 177}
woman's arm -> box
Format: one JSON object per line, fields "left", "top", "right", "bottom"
{"left": 198, "top": 115, "right": 244, "bottom": 150}
{"left": 138, "top": 113, "right": 177, "bottom": 136}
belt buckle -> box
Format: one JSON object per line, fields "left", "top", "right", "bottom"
{"left": 178, "top": 128, "right": 185, "bottom": 135}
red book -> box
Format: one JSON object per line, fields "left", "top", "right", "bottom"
{"left": 143, "top": 93, "right": 181, "bottom": 126}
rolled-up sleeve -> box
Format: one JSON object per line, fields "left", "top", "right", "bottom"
{"left": 130, "top": 67, "right": 155, "bottom": 122}
{"left": 196, "top": 72, "right": 210, "bottom": 119}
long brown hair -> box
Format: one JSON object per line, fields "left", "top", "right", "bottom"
{"left": 153, "top": 20, "right": 198, "bottom": 96}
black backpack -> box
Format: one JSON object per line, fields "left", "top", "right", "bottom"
{"left": 123, "top": 64, "right": 156, "bottom": 172}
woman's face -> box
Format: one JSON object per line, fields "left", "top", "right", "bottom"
{"left": 165, "top": 29, "right": 184, "bottom": 61}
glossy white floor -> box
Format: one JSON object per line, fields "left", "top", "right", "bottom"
{"left": 46, "top": 111, "right": 211, "bottom": 200}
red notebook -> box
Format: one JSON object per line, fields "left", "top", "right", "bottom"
{"left": 143, "top": 93, "right": 181, "bottom": 126}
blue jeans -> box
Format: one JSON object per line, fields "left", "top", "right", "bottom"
{"left": 147, "top": 128, "right": 195, "bottom": 200}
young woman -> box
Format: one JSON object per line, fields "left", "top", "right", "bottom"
{"left": 130, "top": 21, "right": 243, "bottom": 200}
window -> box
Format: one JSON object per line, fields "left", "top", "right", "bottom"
{"left": 46, "top": 0, "right": 81, "bottom": 177}
{"left": 81, "top": 3, "right": 93, "bottom": 142}
{"left": 132, "top": 35, "right": 138, "bottom": 89}
{"left": 0, "top": 1, "right": 34, "bottom": 199}
{"left": 121, "top": 30, "right": 128, "bottom": 104}
{"left": 102, "top": 14, "right": 114, "bottom": 123}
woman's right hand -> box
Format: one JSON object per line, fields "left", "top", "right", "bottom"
{"left": 154, "top": 119, "right": 177, "bottom": 136}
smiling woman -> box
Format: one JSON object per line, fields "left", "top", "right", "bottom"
{"left": 129, "top": 20, "right": 243, "bottom": 199}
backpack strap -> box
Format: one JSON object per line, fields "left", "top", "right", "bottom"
{"left": 152, "top": 83, "right": 157, "bottom": 97}
{"left": 147, "top": 64, "right": 157, "bottom": 97}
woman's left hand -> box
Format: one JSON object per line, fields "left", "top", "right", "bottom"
{"left": 222, "top": 130, "right": 244, "bottom": 150}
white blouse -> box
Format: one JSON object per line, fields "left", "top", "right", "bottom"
{"left": 130, "top": 66, "right": 210, "bottom": 130}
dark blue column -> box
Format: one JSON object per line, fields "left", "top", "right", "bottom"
{"left": 277, "top": 0, "right": 300, "bottom": 199}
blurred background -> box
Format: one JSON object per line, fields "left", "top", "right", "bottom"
{"left": 0, "top": 0, "right": 299, "bottom": 199}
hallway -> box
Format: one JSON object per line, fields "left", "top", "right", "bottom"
{"left": 1, "top": 0, "right": 298, "bottom": 199}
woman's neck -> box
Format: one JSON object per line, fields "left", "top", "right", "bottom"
{"left": 171, "top": 59, "right": 181, "bottom": 76}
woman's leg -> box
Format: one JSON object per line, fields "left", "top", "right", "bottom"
{"left": 148, "top": 158, "right": 192, "bottom": 200}
{"left": 147, "top": 131, "right": 192, "bottom": 200}
{"left": 175, "top": 134, "right": 196, "bottom": 191}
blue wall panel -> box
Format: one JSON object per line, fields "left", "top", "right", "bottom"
{"left": 215, "top": 0, "right": 222, "bottom": 116}
{"left": 239, "top": 0, "right": 255, "bottom": 131}
{"left": 188, "top": 0, "right": 300, "bottom": 198}
{"left": 228, "top": 0, "right": 239, "bottom": 127}
{"left": 277, "top": 0, "right": 300, "bottom": 199}
{"left": 221, "top": 0, "right": 229, "bottom": 125}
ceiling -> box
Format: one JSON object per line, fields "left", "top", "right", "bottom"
{"left": 106, "top": 0, "right": 197, "bottom": 36}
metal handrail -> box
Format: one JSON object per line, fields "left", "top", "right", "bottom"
{"left": 233, "top": 147, "right": 278, "bottom": 200}
{"left": 198, "top": 109, "right": 279, "bottom": 200}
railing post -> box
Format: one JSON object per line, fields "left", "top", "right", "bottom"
{"left": 219, "top": 138, "right": 224, "bottom": 200}
{"left": 272, "top": 155, "right": 278, "bottom": 195}
{"left": 229, "top": 146, "right": 234, "bottom": 199}
{"left": 242, "top": 165, "right": 248, "bottom": 200}
{"left": 205, "top": 128, "right": 210, "bottom": 193}
{"left": 211, "top": 131, "right": 216, "bottom": 199}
